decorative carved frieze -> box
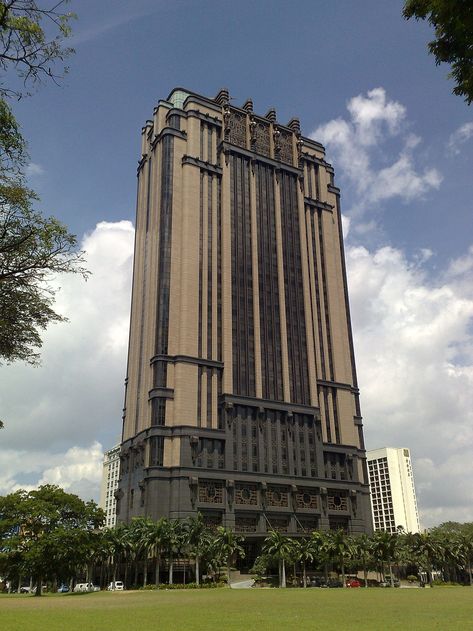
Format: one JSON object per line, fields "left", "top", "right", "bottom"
{"left": 278, "top": 129, "right": 294, "bottom": 165}
{"left": 266, "top": 486, "right": 289, "bottom": 507}
{"left": 267, "top": 516, "right": 289, "bottom": 532}
{"left": 198, "top": 479, "right": 224, "bottom": 504}
{"left": 328, "top": 492, "right": 348, "bottom": 511}
{"left": 235, "top": 515, "right": 258, "bottom": 532}
{"left": 295, "top": 489, "right": 319, "bottom": 510}
{"left": 235, "top": 483, "right": 258, "bottom": 505}
{"left": 254, "top": 120, "right": 271, "bottom": 157}
{"left": 228, "top": 109, "right": 247, "bottom": 149}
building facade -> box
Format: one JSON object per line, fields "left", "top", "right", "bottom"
{"left": 117, "top": 88, "right": 372, "bottom": 537}
{"left": 99, "top": 444, "right": 121, "bottom": 528}
{"left": 367, "top": 447, "right": 420, "bottom": 534}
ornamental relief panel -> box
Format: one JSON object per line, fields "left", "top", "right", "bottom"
{"left": 266, "top": 486, "right": 289, "bottom": 507}
{"left": 267, "top": 516, "right": 289, "bottom": 532}
{"left": 228, "top": 109, "right": 247, "bottom": 149}
{"left": 235, "top": 483, "right": 258, "bottom": 505}
{"left": 278, "top": 129, "right": 294, "bottom": 165}
{"left": 295, "top": 489, "right": 319, "bottom": 510}
{"left": 253, "top": 121, "right": 271, "bottom": 157}
{"left": 235, "top": 515, "right": 258, "bottom": 533}
{"left": 327, "top": 493, "right": 348, "bottom": 511}
{"left": 198, "top": 480, "right": 224, "bottom": 504}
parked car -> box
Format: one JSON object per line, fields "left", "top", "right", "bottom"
{"left": 57, "top": 584, "right": 70, "bottom": 593}
{"left": 19, "top": 586, "right": 31, "bottom": 593}
{"left": 107, "top": 581, "right": 124, "bottom": 591}
{"left": 310, "top": 576, "right": 328, "bottom": 588}
{"left": 327, "top": 578, "right": 343, "bottom": 588}
{"left": 346, "top": 578, "right": 361, "bottom": 588}
{"left": 73, "top": 583, "right": 100, "bottom": 593}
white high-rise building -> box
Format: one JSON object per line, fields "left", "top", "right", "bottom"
{"left": 99, "top": 444, "right": 121, "bottom": 528}
{"left": 367, "top": 447, "right": 420, "bottom": 534}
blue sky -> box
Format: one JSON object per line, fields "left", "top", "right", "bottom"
{"left": 1, "top": 0, "right": 473, "bottom": 527}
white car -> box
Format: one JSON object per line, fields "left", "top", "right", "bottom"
{"left": 107, "top": 581, "right": 124, "bottom": 591}
{"left": 73, "top": 583, "right": 100, "bottom": 593}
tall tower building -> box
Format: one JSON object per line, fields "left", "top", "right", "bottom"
{"left": 367, "top": 447, "right": 421, "bottom": 533}
{"left": 99, "top": 444, "right": 121, "bottom": 528}
{"left": 117, "top": 88, "right": 372, "bottom": 538}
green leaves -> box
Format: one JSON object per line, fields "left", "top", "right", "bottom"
{"left": 403, "top": 0, "right": 473, "bottom": 105}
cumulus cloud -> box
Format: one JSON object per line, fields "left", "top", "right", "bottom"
{"left": 25, "top": 162, "right": 44, "bottom": 177}
{"left": 347, "top": 242, "right": 473, "bottom": 527}
{"left": 0, "top": 220, "right": 134, "bottom": 501}
{"left": 447, "top": 122, "right": 473, "bottom": 156}
{"left": 312, "top": 88, "right": 442, "bottom": 215}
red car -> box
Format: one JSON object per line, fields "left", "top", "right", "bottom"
{"left": 346, "top": 579, "right": 361, "bottom": 588}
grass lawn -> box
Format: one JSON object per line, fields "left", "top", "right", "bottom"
{"left": 1, "top": 587, "right": 472, "bottom": 631}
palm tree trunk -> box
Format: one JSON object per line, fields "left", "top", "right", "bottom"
{"left": 389, "top": 564, "right": 394, "bottom": 587}
{"left": 468, "top": 562, "right": 472, "bottom": 586}
{"left": 196, "top": 555, "right": 200, "bottom": 586}
{"left": 227, "top": 561, "right": 231, "bottom": 587}
{"left": 341, "top": 561, "right": 346, "bottom": 588}
{"left": 17, "top": 574, "right": 21, "bottom": 594}
{"left": 364, "top": 565, "right": 368, "bottom": 588}
{"left": 155, "top": 555, "right": 161, "bottom": 586}
{"left": 143, "top": 553, "right": 148, "bottom": 587}
{"left": 281, "top": 558, "right": 286, "bottom": 588}
{"left": 169, "top": 557, "right": 174, "bottom": 585}
{"left": 134, "top": 561, "right": 139, "bottom": 587}
{"left": 303, "top": 562, "right": 307, "bottom": 588}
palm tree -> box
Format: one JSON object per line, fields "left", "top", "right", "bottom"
{"left": 105, "top": 523, "right": 129, "bottom": 589}
{"left": 165, "top": 520, "right": 184, "bottom": 585}
{"left": 294, "top": 537, "right": 315, "bottom": 587}
{"left": 325, "top": 529, "right": 354, "bottom": 587}
{"left": 352, "top": 534, "right": 372, "bottom": 588}
{"left": 213, "top": 527, "right": 245, "bottom": 586}
{"left": 410, "top": 532, "right": 441, "bottom": 587}
{"left": 144, "top": 517, "right": 169, "bottom": 586}
{"left": 184, "top": 513, "right": 208, "bottom": 586}
{"left": 262, "top": 530, "right": 293, "bottom": 588}
{"left": 371, "top": 530, "right": 398, "bottom": 587}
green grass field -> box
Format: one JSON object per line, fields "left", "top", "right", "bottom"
{"left": 1, "top": 587, "right": 472, "bottom": 631}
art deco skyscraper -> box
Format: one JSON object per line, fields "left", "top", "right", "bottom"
{"left": 117, "top": 88, "right": 372, "bottom": 537}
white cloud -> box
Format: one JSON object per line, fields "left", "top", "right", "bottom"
{"left": 447, "top": 122, "right": 473, "bottom": 156}
{"left": 0, "top": 220, "right": 134, "bottom": 501}
{"left": 347, "top": 242, "right": 473, "bottom": 527}
{"left": 25, "top": 162, "right": 44, "bottom": 177}
{"left": 312, "top": 88, "right": 442, "bottom": 213}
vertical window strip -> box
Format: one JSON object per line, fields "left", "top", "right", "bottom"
{"left": 198, "top": 172, "right": 204, "bottom": 358}
{"left": 280, "top": 172, "right": 310, "bottom": 404}
{"left": 323, "top": 386, "right": 332, "bottom": 443}
{"left": 197, "top": 366, "right": 202, "bottom": 427}
{"left": 311, "top": 212, "right": 326, "bottom": 380}
{"left": 231, "top": 155, "right": 255, "bottom": 397}
{"left": 145, "top": 156, "right": 152, "bottom": 232}
{"left": 257, "top": 163, "right": 283, "bottom": 401}
{"left": 317, "top": 210, "right": 335, "bottom": 381}
{"left": 332, "top": 388, "right": 341, "bottom": 444}
{"left": 207, "top": 174, "right": 213, "bottom": 359}
{"left": 217, "top": 178, "right": 222, "bottom": 363}
{"left": 207, "top": 368, "right": 213, "bottom": 428}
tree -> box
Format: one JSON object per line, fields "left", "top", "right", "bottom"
{"left": 324, "top": 530, "right": 355, "bottom": 588}
{"left": 371, "top": 530, "right": 399, "bottom": 587}
{"left": 184, "top": 513, "right": 209, "bottom": 586}
{"left": 0, "top": 1, "right": 83, "bottom": 369}
{"left": 403, "top": 0, "right": 473, "bottom": 104}
{"left": 0, "top": 485, "right": 104, "bottom": 596}
{"left": 0, "top": 0, "right": 75, "bottom": 99}
{"left": 294, "top": 537, "right": 315, "bottom": 588}
{"left": 213, "top": 527, "right": 245, "bottom": 586}
{"left": 262, "top": 530, "right": 293, "bottom": 588}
